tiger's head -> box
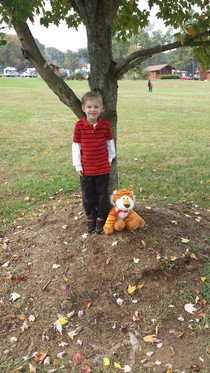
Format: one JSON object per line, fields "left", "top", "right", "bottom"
{"left": 110, "top": 189, "right": 135, "bottom": 211}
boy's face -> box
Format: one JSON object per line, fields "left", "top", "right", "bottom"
{"left": 82, "top": 98, "right": 103, "bottom": 124}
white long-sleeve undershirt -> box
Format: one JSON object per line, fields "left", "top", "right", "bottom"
{"left": 72, "top": 139, "right": 116, "bottom": 172}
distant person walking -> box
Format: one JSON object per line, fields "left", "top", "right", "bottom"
{"left": 148, "top": 79, "right": 153, "bottom": 92}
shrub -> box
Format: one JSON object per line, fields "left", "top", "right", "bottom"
{"left": 67, "top": 72, "right": 86, "bottom": 80}
{"left": 160, "top": 74, "right": 180, "bottom": 79}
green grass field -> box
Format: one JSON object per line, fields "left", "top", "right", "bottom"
{"left": 0, "top": 78, "right": 209, "bottom": 228}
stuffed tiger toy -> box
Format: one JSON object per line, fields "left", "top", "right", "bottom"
{"left": 103, "top": 188, "right": 145, "bottom": 235}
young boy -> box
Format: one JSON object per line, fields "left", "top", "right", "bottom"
{"left": 72, "top": 91, "right": 116, "bottom": 234}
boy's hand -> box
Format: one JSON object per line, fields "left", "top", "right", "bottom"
{"left": 77, "top": 171, "right": 84, "bottom": 177}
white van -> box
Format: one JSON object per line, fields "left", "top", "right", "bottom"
{"left": 21, "top": 68, "right": 38, "bottom": 78}
{"left": 4, "top": 67, "right": 18, "bottom": 77}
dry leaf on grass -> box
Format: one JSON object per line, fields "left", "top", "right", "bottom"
{"left": 68, "top": 326, "right": 82, "bottom": 340}
{"left": 181, "top": 238, "right": 190, "bottom": 243}
{"left": 10, "top": 292, "right": 20, "bottom": 302}
{"left": 103, "top": 357, "right": 110, "bottom": 366}
{"left": 184, "top": 303, "right": 198, "bottom": 314}
{"left": 73, "top": 352, "right": 86, "bottom": 363}
{"left": 143, "top": 334, "right": 156, "bottom": 342}
{"left": 33, "top": 351, "right": 47, "bottom": 364}
{"left": 55, "top": 316, "right": 68, "bottom": 325}
{"left": 128, "top": 285, "right": 136, "bottom": 294}
{"left": 80, "top": 365, "right": 92, "bottom": 373}
{"left": 122, "top": 365, "right": 132, "bottom": 372}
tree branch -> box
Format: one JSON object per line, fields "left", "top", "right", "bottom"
{"left": 14, "top": 20, "right": 83, "bottom": 118}
{"left": 69, "top": 0, "right": 88, "bottom": 25}
{"left": 113, "top": 30, "right": 210, "bottom": 80}
{"left": 118, "top": 55, "right": 153, "bottom": 78}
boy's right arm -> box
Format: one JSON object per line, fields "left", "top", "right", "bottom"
{"left": 72, "top": 142, "right": 83, "bottom": 176}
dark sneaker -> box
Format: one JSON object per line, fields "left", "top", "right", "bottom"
{"left": 86, "top": 219, "right": 95, "bottom": 233}
{"left": 95, "top": 218, "right": 105, "bottom": 234}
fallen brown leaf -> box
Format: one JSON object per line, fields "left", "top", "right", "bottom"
{"left": 82, "top": 300, "right": 92, "bottom": 309}
{"left": 33, "top": 352, "right": 47, "bottom": 364}
{"left": 73, "top": 352, "right": 86, "bottom": 363}
{"left": 173, "top": 331, "right": 184, "bottom": 338}
{"left": 143, "top": 334, "right": 156, "bottom": 342}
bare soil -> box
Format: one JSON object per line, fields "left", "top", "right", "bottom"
{"left": 0, "top": 193, "right": 209, "bottom": 373}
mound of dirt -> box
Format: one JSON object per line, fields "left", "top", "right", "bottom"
{"left": 0, "top": 194, "right": 209, "bottom": 372}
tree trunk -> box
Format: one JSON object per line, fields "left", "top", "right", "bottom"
{"left": 80, "top": 0, "right": 119, "bottom": 190}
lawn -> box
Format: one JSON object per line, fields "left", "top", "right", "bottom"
{"left": 0, "top": 78, "right": 209, "bottom": 229}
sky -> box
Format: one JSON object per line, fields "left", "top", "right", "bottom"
{"left": 29, "top": 21, "right": 87, "bottom": 52}
{"left": 5, "top": 1, "right": 165, "bottom": 52}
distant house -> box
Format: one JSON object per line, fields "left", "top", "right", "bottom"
{"left": 146, "top": 64, "right": 176, "bottom": 79}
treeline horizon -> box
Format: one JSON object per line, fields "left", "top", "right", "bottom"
{"left": 0, "top": 25, "right": 199, "bottom": 76}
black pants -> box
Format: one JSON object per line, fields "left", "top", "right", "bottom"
{"left": 80, "top": 174, "right": 109, "bottom": 220}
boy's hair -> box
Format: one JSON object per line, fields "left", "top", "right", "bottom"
{"left": 81, "top": 91, "right": 103, "bottom": 106}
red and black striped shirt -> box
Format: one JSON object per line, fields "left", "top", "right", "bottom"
{"left": 73, "top": 116, "right": 114, "bottom": 176}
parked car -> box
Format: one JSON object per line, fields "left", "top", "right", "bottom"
{"left": 193, "top": 75, "right": 200, "bottom": 80}
{"left": 21, "top": 71, "right": 37, "bottom": 78}
{"left": 21, "top": 71, "right": 31, "bottom": 78}
{"left": 21, "top": 68, "right": 38, "bottom": 78}
{"left": 180, "top": 76, "right": 192, "bottom": 80}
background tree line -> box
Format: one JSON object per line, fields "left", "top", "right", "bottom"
{"left": 0, "top": 25, "right": 198, "bottom": 77}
